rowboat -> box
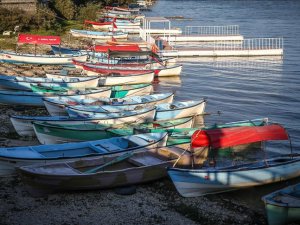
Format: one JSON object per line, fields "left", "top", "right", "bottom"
{"left": 18, "top": 144, "right": 189, "bottom": 194}
{"left": 10, "top": 107, "right": 156, "bottom": 137}
{"left": 0, "top": 132, "right": 168, "bottom": 176}
{"left": 51, "top": 45, "right": 87, "bottom": 56}
{"left": 262, "top": 183, "right": 300, "bottom": 225}
{"left": 43, "top": 92, "right": 172, "bottom": 116}
{"left": 86, "top": 20, "right": 141, "bottom": 31}
{"left": 64, "top": 99, "right": 205, "bottom": 120}
{"left": 0, "top": 74, "right": 99, "bottom": 91}
{"left": 0, "top": 51, "right": 86, "bottom": 65}
{"left": 155, "top": 100, "right": 206, "bottom": 120}
{"left": 167, "top": 124, "right": 300, "bottom": 197}
{"left": 100, "top": 72, "right": 155, "bottom": 85}
{"left": 33, "top": 117, "right": 194, "bottom": 144}
{"left": 0, "top": 87, "right": 111, "bottom": 106}
{"left": 70, "top": 29, "right": 128, "bottom": 40}
{"left": 33, "top": 117, "right": 268, "bottom": 146}
{"left": 83, "top": 63, "right": 182, "bottom": 77}
{"left": 65, "top": 93, "right": 175, "bottom": 118}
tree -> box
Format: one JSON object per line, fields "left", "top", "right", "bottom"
{"left": 77, "top": 2, "right": 102, "bottom": 22}
{"left": 53, "top": 0, "right": 77, "bottom": 20}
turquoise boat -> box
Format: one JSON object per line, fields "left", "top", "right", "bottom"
{"left": 262, "top": 183, "right": 300, "bottom": 225}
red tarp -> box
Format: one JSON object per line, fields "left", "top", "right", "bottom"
{"left": 94, "top": 45, "right": 140, "bottom": 53}
{"left": 191, "top": 124, "right": 289, "bottom": 149}
{"left": 18, "top": 34, "right": 61, "bottom": 45}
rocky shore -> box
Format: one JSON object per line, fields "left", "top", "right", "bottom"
{"left": 1, "top": 175, "right": 269, "bottom": 225}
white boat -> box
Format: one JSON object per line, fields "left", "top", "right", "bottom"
{"left": 70, "top": 29, "right": 128, "bottom": 40}
{"left": 167, "top": 124, "right": 298, "bottom": 197}
{"left": 0, "top": 51, "right": 87, "bottom": 65}
{"left": 10, "top": 107, "right": 156, "bottom": 137}
{"left": 44, "top": 92, "right": 174, "bottom": 116}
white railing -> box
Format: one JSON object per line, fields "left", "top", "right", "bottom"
{"left": 174, "top": 38, "right": 284, "bottom": 50}
{"left": 184, "top": 25, "right": 240, "bottom": 36}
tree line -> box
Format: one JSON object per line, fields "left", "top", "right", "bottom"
{"left": 0, "top": 0, "right": 133, "bottom": 33}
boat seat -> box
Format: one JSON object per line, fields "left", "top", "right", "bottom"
{"left": 88, "top": 143, "right": 108, "bottom": 153}
{"left": 129, "top": 154, "right": 165, "bottom": 166}
{"left": 96, "top": 142, "right": 123, "bottom": 152}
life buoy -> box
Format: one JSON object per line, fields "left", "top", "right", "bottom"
{"left": 151, "top": 44, "right": 159, "bottom": 53}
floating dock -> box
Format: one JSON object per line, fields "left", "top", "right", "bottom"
{"left": 159, "top": 38, "right": 284, "bottom": 57}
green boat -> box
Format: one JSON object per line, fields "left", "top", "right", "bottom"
{"left": 33, "top": 117, "right": 194, "bottom": 145}
{"left": 262, "top": 183, "right": 300, "bottom": 225}
{"left": 31, "top": 83, "right": 153, "bottom": 98}
{"left": 33, "top": 118, "right": 268, "bottom": 146}
{"left": 110, "top": 84, "right": 153, "bottom": 98}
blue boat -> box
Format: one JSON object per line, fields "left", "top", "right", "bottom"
{"left": 167, "top": 124, "right": 300, "bottom": 197}
{"left": 0, "top": 87, "right": 111, "bottom": 106}
{"left": 51, "top": 45, "right": 85, "bottom": 56}
{"left": 0, "top": 132, "right": 168, "bottom": 176}
{"left": 0, "top": 74, "right": 99, "bottom": 91}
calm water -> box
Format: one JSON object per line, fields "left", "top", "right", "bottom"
{"left": 146, "top": 0, "right": 300, "bottom": 153}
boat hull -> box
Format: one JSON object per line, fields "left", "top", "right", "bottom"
{"left": 168, "top": 157, "right": 300, "bottom": 197}
{"left": 1, "top": 52, "right": 86, "bottom": 65}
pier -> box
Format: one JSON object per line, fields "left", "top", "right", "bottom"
{"left": 159, "top": 38, "right": 284, "bottom": 57}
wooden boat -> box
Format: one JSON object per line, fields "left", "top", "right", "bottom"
{"left": 18, "top": 144, "right": 188, "bottom": 194}
{"left": 0, "top": 87, "right": 111, "bottom": 107}
{"left": 100, "top": 72, "right": 155, "bottom": 86}
{"left": 85, "top": 20, "right": 140, "bottom": 31}
{"left": 167, "top": 124, "right": 300, "bottom": 197}
{"left": 51, "top": 45, "right": 87, "bottom": 56}
{"left": 64, "top": 99, "right": 204, "bottom": 120}
{"left": 0, "top": 74, "right": 99, "bottom": 91}
{"left": 33, "top": 117, "right": 194, "bottom": 144}
{"left": 10, "top": 107, "right": 156, "bottom": 137}
{"left": 43, "top": 92, "right": 172, "bottom": 116}
{"left": 262, "top": 183, "right": 300, "bottom": 225}
{"left": 0, "top": 51, "right": 86, "bottom": 65}
{"left": 155, "top": 100, "right": 206, "bottom": 120}
{"left": 83, "top": 63, "right": 182, "bottom": 77}
{"left": 70, "top": 29, "right": 128, "bottom": 40}
{"left": 0, "top": 132, "right": 168, "bottom": 176}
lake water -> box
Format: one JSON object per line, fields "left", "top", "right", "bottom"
{"left": 146, "top": 0, "right": 300, "bottom": 153}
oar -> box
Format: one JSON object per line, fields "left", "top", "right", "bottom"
{"left": 83, "top": 152, "right": 133, "bottom": 174}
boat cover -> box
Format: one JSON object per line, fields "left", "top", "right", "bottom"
{"left": 191, "top": 124, "right": 289, "bottom": 149}
{"left": 94, "top": 45, "right": 140, "bottom": 53}
{"left": 108, "top": 50, "right": 159, "bottom": 58}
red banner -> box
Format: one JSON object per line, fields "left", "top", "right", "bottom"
{"left": 18, "top": 34, "right": 61, "bottom": 45}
